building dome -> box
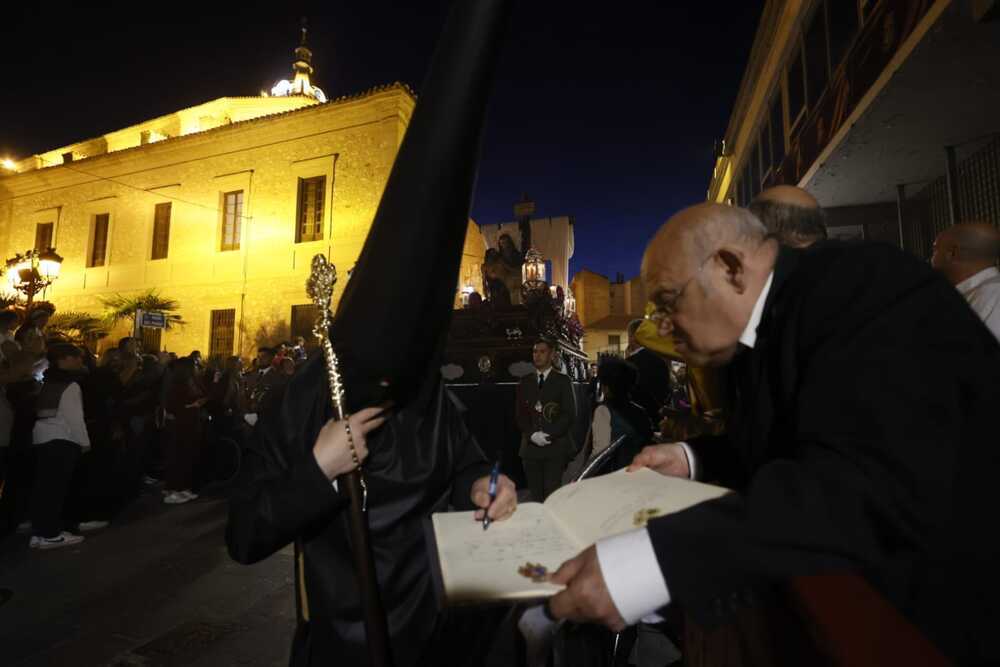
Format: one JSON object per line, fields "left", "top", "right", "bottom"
{"left": 268, "top": 22, "right": 327, "bottom": 103}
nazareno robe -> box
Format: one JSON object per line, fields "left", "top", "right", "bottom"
{"left": 226, "top": 353, "right": 498, "bottom": 666}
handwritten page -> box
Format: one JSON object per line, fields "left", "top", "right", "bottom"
{"left": 432, "top": 503, "right": 579, "bottom": 604}
{"left": 430, "top": 468, "right": 729, "bottom": 605}
{"left": 544, "top": 467, "right": 730, "bottom": 547}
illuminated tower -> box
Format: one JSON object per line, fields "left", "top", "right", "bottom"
{"left": 269, "top": 20, "right": 327, "bottom": 103}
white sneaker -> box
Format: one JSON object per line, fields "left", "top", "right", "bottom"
{"left": 142, "top": 475, "right": 160, "bottom": 485}
{"left": 30, "top": 532, "right": 84, "bottom": 550}
{"left": 78, "top": 520, "right": 110, "bottom": 532}
{"left": 16, "top": 521, "right": 32, "bottom": 535}
{"left": 180, "top": 490, "right": 199, "bottom": 501}
{"left": 163, "top": 491, "right": 192, "bottom": 505}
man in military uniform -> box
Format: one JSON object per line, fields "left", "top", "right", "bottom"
{"left": 516, "top": 339, "right": 576, "bottom": 501}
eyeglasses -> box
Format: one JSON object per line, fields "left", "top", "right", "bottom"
{"left": 649, "top": 257, "right": 709, "bottom": 321}
{"left": 651, "top": 275, "right": 696, "bottom": 319}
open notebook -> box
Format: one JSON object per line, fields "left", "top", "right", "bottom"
{"left": 428, "top": 467, "right": 729, "bottom": 606}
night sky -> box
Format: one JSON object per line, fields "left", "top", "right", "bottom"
{"left": 0, "top": 1, "right": 761, "bottom": 281}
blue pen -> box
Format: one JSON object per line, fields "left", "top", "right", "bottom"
{"left": 482, "top": 460, "right": 501, "bottom": 531}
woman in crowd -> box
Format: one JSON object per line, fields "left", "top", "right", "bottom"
{"left": 590, "top": 356, "right": 654, "bottom": 472}
{"left": 29, "top": 344, "right": 91, "bottom": 549}
{"left": 163, "top": 357, "right": 206, "bottom": 504}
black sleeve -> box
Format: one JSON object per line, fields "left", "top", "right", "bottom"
{"left": 445, "top": 389, "right": 491, "bottom": 510}
{"left": 685, "top": 433, "right": 746, "bottom": 488}
{"left": 226, "top": 428, "right": 348, "bottom": 565}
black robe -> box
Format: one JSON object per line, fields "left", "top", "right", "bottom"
{"left": 226, "top": 354, "right": 494, "bottom": 666}
{"left": 647, "top": 242, "right": 1000, "bottom": 664}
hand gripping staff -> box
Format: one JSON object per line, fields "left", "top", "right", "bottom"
{"left": 306, "top": 254, "right": 389, "bottom": 665}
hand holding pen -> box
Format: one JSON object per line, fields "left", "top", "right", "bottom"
{"left": 483, "top": 462, "right": 500, "bottom": 530}
{"left": 472, "top": 461, "right": 517, "bottom": 527}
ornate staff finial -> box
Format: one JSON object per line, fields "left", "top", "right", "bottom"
{"left": 307, "top": 254, "right": 347, "bottom": 421}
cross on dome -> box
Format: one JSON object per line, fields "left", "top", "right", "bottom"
{"left": 269, "top": 18, "right": 327, "bottom": 103}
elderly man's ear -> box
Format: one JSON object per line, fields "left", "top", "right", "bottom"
{"left": 713, "top": 248, "right": 748, "bottom": 295}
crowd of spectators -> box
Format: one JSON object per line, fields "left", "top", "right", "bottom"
{"left": 0, "top": 314, "right": 313, "bottom": 551}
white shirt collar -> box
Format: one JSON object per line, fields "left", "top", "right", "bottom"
{"left": 956, "top": 266, "right": 1000, "bottom": 295}
{"left": 738, "top": 271, "right": 774, "bottom": 349}
{"left": 537, "top": 367, "right": 552, "bottom": 381}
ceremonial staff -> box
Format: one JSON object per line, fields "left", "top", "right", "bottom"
{"left": 306, "top": 254, "right": 391, "bottom": 666}
{"left": 302, "top": 2, "right": 513, "bottom": 665}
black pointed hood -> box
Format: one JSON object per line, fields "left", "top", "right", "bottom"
{"left": 328, "top": 0, "right": 512, "bottom": 413}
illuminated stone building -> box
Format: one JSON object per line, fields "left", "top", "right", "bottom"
{"left": 570, "top": 269, "right": 646, "bottom": 359}
{"left": 707, "top": 0, "right": 1000, "bottom": 254}
{"left": 0, "top": 37, "right": 485, "bottom": 357}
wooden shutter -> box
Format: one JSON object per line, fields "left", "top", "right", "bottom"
{"left": 89, "top": 214, "right": 109, "bottom": 267}
{"left": 221, "top": 191, "right": 243, "bottom": 251}
{"left": 296, "top": 176, "right": 325, "bottom": 243}
{"left": 140, "top": 327, "right": 162, "bottom": 353}
{"left": 152, "top": 203, "right": 171, "bottom": 260}
{"left": 34, "top": 222, "right": 54, "bottom": 251}
{"left": 209, "top": 309, "right": 236, "bottom": 358}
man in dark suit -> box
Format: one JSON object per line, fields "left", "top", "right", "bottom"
{"left": 516, "top": 339, "right": 576, "bottom": 501}
{"left": 549, "top": 203, "right": 1000, "bottom": 664}
{"left": 625, "top": 319, "right": 672, "bottom": 426}
{"left": 245, "top": 347, "right": 287, "bottom": 415}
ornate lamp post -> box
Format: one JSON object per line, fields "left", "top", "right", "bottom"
{"left": 6, "top": 247, "right": 63, "bottom": 307}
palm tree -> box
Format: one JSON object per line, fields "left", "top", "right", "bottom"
{"left": 99, "top": 289, "right": 186, "bottom": 331}
{"left": 46, "top": 311, "right": 111, "bottom": 349}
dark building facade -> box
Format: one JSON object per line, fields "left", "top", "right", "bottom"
{"left": 708, "top": 0, "right": 1000, "bottom": 256}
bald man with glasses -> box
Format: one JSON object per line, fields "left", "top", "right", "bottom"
{"left": 547, "top": 203, "right": 1000, "bottom": 665}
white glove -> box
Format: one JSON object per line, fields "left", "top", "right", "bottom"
{"left": 530, "top": 431, "right": 552, "bottom": 447}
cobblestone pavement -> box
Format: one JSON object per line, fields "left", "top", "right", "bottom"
{"left": 0, "top": 486, "right": 297, "bottom": 667}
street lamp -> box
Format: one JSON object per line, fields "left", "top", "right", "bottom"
{"left": 5, "top": 247, "right": 63, "bottom": 307}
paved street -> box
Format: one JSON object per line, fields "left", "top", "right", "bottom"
{"left": 0, "top": 486, "right": 297, "bottom": 667}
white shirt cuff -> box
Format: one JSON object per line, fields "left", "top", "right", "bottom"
{"left": 596, "top": 528, "right": 671, "bottom": 625}
{"left": 679, "top": 441, "right": 696, "bottom": 480}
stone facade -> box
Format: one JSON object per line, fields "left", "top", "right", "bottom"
{"left": 0, "top": 85, "right": 486, "bottom": 357}
{"left": 570, "top": 269, "right": 645, "bottom": 359}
